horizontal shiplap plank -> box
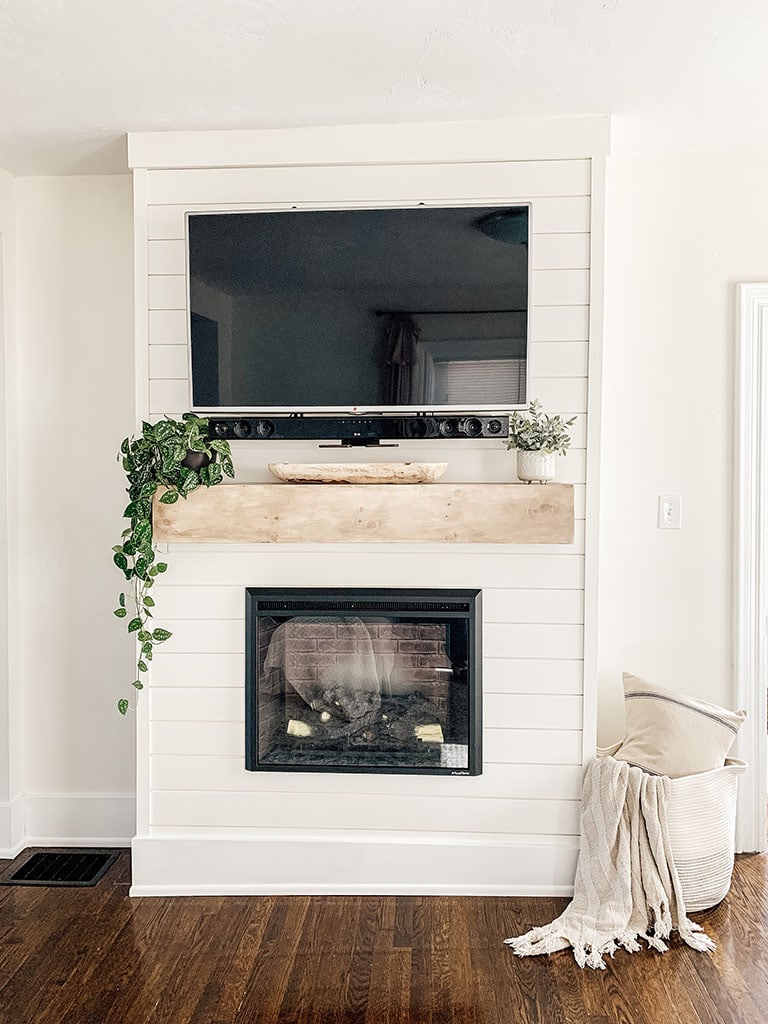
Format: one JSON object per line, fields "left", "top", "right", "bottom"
{"left": 152, "top": 651, "right": 245, "bottom": 687}
{"left": 158, "top": 618, "right": 244, "bottom": 654}
{"left": 484, "top": 728, "right": 582, "bottom": 764}
{"left": 152, "top": 585, "right": 584, "bottom": 625}
{"left": 484, "top": 693, "right": 582, "bottom": 731}
{"left": 150, "top": 719, "right": 583, "bottom": 765}
{"left": 483, "top": 659, "right": 583, "bottom": 695}
{"left": 531, "top": 233, "right": 590, "bottom": 270}
{"left": 148, "top": 274, "right": 187, "bottom": 310}
{"left": 530, "top": 269, "right": 589, "bottom": 307}
{"left": 484, "top": 623, "right": 583, "bottom": 660}
{"left": 148, "top": 191, "right": 593, "bottom": 240}
{"left": 532, "top": 378, "right": 588, "bottom": 414}
{"left": 158, "top": 551, "right": 585, "bottom": 590}
{"left": 149, "top": 344, "right": 188, "bottom": 379}
{"left": 150, "top": 688, "right": 582, "bottom": 731}
{"left": 529, "top": 305, "right": 589, "bottom": 342}
{"left": 151, "top": 720, "right": 243, "bottom": 755}
{"left": 483, "top": 588, "right": 584, "bottom": 624}
{"left": 150, "top": 756, "right": 582, "bottom": 801}
{"left": 149, "top": 309, "right": 187, "bottom": 344}
{"left": 147, "top": 161, "right": 590, "bottom": 206}
{"left": 148, "top": 239, "right": 186, "bottom": 275}
{"left": 150, "top": 789, "right": 580, "bottom": 835}
{"left": 153, "top": 686, "right": 242, "bottom": 722}
{"left": 149, "top": 378, "right": 190, "bottom": 415}
{"left": 529, "top": 342, "right": 589, "bottom": 378}
{"left": 531, "top": 196, "right": 590, "bottom": 234}
{"left": 153, "top": 586, "right": 246, "bottom": 620}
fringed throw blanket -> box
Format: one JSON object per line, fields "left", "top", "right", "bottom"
{"left": 506, "top": 756, "right": 715, "bottom": 970}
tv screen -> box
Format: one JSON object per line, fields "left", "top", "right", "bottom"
{"left": 187, "top": 205, "right": 529, "bottom": 413}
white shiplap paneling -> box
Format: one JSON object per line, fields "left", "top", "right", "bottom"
{"left": 133, "top": 127, "right": 605, "bottom": 894}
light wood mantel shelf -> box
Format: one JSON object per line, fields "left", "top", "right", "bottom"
{"left": 152, "top": 483, "right": 574, "bottom": 545}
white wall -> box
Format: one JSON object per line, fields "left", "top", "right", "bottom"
{"left": 598, "top": 149, "right": 768, "bottom": 743}
{"left": 14, "top": 176, "right": 136, "bottom": 838}
{"left": 0, "top": 166, "right": 19, "bottom": 851}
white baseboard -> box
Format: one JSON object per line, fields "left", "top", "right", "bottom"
{"left": 0, "top": 796, "right": 26, "bottom": 859}
{"left": 0, "top": 794, "right": 135, "bottom": 859}
{"left": 130, "top": 833, "right": 579, "bottom": 897}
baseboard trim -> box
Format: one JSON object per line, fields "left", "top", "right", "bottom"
{"left": 130, "top": 834, "right": 579, "bottom": 897}
{"left": 0, "top": 794, "right": 135, "bottom": 859}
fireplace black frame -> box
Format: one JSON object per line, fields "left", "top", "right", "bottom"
{"left": 245, "top": 587, "right": 482, "bottom": 776}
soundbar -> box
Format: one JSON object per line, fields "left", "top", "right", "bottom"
{"left": 208, "top": 415, "right": 509, "bottom": 445}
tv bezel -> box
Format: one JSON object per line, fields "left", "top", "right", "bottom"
{"left": 185, "top": 201, "right": 532, "bottom": 416}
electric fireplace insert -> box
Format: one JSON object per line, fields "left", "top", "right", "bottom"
{"left": 245, "top": 588, "right": 482, "bottom": 776}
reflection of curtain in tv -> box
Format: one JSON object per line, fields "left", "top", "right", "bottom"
{"left": 385, "top": 314, "right": 421, "bottom": 404}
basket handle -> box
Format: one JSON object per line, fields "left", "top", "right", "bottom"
{"left": 724, "top": 757, "right": 748, "bottom": 774}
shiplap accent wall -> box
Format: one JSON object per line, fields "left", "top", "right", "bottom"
{"left": 128, "top": 119, "right": 607, "bottom": 895}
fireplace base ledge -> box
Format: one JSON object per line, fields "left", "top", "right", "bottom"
{"left": 129, "top": 833, "right": 579, "bottom": 897}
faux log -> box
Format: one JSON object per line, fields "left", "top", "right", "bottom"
{"left": 152, "top": 483, "right": 574, "bottom": 545}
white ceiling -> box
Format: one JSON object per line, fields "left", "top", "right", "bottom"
{"left": 2, "top": 0, "right": 768, "bottom": 175}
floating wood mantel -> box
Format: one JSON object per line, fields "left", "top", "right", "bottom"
{"left": 152, "top": 483, "right": 574, "bottom": 545}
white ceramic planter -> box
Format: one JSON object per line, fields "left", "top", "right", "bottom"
{"left": 516, "top": 449, "right": 556, "bottom": 483}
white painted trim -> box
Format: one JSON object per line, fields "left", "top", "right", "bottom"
{"left": 580, "top": 154, "right": 607, "bottom": 763}
{"left": 734, "top": 283, "right": 768, "bottom": 853}
{"left": 131, "top": 882, "right": 576, "bottom": 897}
{"left": 129, "top": 834, "right": 579, "bottom": 897}
{"left": 0, "top": 794, "right": 135, "bottom": 857}
{"left": 133, "top": 169, "right": 150, "bottom": 424}
{"left": 128, "top": 117, "right": 611, "bottom": 170}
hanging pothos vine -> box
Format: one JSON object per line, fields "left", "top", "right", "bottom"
{"left": 113, "top": 414, "right": 234, "bottom": 714}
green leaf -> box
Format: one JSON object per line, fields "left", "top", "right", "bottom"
{"left": 113, "top": 552, "right": 128, "bottom": 572}
{"left": 120, "top": 437, "right": 130, "bottom": 456}
{"left": 206, "top": 462, "right": 223, "bottom": 486}
{"left": 113, "top": 608, "right": 127, "bottom": 618}
{"left": 152, "top": 627, "right": 172, "bottom": 642}
{"left": 159, "top": 489, "right": 179, "bottom": 504}
{"left": 119, "top": 592, "right": 125, "bottom": 607}
{"left": 112, "top": 545, "right": 124, "bottom": 554}
{"left": 137, "top": 660, "right": 148, "bottom": 673}
{"left": 132, "top": 680, "right": 144, "bottom": 690}
{"left": 180, "top": 469, "right": 200, "bottom": 495}
{"left": 117, "top": 698, "right": 129, "bottom": 715}
{"left": 221, "top": 455, "right": 235, "bottom": 478}
{"left": 156, "top": 562, "right": 168, "bottom": 573}
{"left": 127, "top": 617, "right": 142, "bottom": 633}
{"left": 141, "top": 641, "right": 153, "bottom": 655}
{"left": 133, "top": 520, "right": 152, "bottom": 548}
{"left": 143, "top": 595, "right": 155, "bottom": 607}
{"left": 138, "top": 630, "right": 152, "bottom": 642}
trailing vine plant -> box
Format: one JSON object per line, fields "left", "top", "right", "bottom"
{"left": 113, "top": 414, "right": 234, "bottom": 714}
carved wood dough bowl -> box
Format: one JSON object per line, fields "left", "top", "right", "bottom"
{"left": 268, "top": 462, "right": 449, "bottom": 484}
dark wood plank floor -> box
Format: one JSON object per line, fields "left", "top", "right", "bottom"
{"left": 0, "top": 850, "right": 766, "bottom": 1024}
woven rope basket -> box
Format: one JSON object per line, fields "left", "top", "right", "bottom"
{"left": 667, "top": 757, "right": 746, "bottom": 912}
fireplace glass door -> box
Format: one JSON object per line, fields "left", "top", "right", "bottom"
{"left": 245, "top": 589, "right": 481, "bottom": 776}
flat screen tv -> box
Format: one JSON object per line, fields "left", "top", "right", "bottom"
{"left": 187, "top": 205, "right": 529, "bottom": 414}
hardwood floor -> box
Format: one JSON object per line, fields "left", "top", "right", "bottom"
{"left": 0, "top": 850, "right": 766, "bottom": 1024}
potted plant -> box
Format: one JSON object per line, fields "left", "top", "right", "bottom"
{"left": 112, "top": 414, "right": 234, "bottom": 714}
{"left": 507, "top": 399, "right": 576, "bottom": 483}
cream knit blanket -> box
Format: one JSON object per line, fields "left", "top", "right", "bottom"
{"left": 505, "top": 756, "right": 715, "bottom": 970}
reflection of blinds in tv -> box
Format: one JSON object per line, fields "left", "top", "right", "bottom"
{"left": 434, "top": 358, "right": 526, "bottom": 405}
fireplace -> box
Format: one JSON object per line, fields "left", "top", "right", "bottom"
{"left": 245, "top": 588, "right": 482, "bottom": 776}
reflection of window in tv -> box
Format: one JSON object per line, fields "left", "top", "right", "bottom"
{"left": 432, "top": 357, "right": 527, "bottom": 405}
